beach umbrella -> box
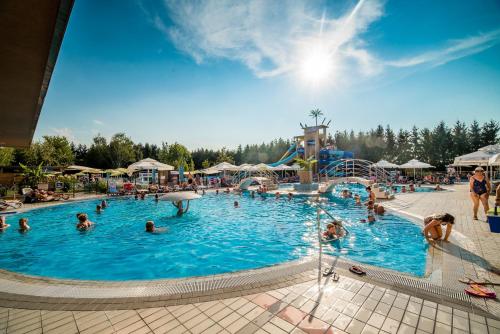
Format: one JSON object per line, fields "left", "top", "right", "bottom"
{"left": 212, "top": 162, "right": 238, "bottom": 171}
{"left": 127, "top": 158, "right": 174, "bottom": 174}
{"left": 489, "top": 153, "right": 500, "bottom": 166}
{"left": 399, "top": 159, "right": 434, "bottom": 178}
{"left": 159, "top": 192, "right": 202, "bottom": 202}
{"left": 371, "top": 160, "right": 399, "bottom": 169}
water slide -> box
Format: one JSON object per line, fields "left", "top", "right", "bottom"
{"left": 269, "top": 143, "right": 298, "bottom": 167}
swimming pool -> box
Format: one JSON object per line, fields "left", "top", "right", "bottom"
{"left": 0, "top": 187, "right": 428, "bottom": 280}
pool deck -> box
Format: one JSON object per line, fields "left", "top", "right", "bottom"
{"left": 1, "top": 185, "right": 500, "bottom": 333}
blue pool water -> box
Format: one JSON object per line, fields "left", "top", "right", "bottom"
{"left": 0, "top": 186, "right": 428, "bottom": 280}
{"left": 390, "top": 185, "right": 436, "bottom": 193}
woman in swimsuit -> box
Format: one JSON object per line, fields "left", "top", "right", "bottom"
{"left": 469, "top": 167, "right": 491, "bottom": 220}
{"left": 423, "top": 213, "right": 455, "bottom": 245}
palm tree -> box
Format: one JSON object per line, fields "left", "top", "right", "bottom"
{"left": 309, "top": 109, "right": 324, "bottom": 126}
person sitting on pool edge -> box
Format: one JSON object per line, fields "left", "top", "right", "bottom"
{"left": 19, "top": 218, "right": 30, "bottom": 232}
{"left": 0, "top": 216, "right": 10, "bottom": 230}
{"left": 76, "top": 213, "right": 93, "bottom": 230}
{"left": 423, "top": 213, "right": 455, "bottom": 245}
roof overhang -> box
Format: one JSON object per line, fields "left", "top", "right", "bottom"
{"left": 0, "top": 0, "right": 74, "bottom": 148}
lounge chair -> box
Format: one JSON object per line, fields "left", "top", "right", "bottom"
{"left": 0, "top": 199, "right": 23, "bottom": 211}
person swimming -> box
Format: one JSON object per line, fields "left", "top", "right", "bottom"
{"left": 366, "top": 200, "right": 374, "bottom": 211}
{"left": 288, "top": 192, "right": 293, "bottom": 200}
{"left": 423, "top": 213, "right": 455, "bottom": 245}
{"left": 145, "top": 220, "right": 167, "bottom": 233}
{"left": 216, "top": 189, "right": 219, "bottom": 195}
{"left": 19, "top": 218, "right": 30, "bottom": 231}
{"left": 251, "top": 190, "right": 255, "bottom": 198}
{"left": 134, "top": 193, "right": 138, "bottom": 200}
{"left": 101, "top": 200, "right": 108, "bottom": 208}
{"left": 354, "top": 194, "right": 361, "bottom": 205}
{"left": 401, "top": 185, "right": 407, "bottom": 193}
{"left": 76, "top": 213, "right": 93, "bottom": 230}
{"left": 409, "top": 183, "right": 415, "bottom": 192}
{"left": 323, "top": 223, "right": 340, "bottom": 240}
{"left": 0, "top": 216, "right": 10, "bottom": 230}
{"left": 275, "top": 192, "right": 280, "bottom": 199}
{"left": 154, "top": 194, "right": 159, "bottom": 202}
{"left": 367, "top": 214, "right": 376, "bottom": 223}
{"left": 374, "top": 204, "right": 385, "bottom": 215}
{"left": 224, "top": 188, "right": 230, "bottom": 194}
{"left": 234, "top": 201, "right": 239, "bottom": 208}
{"left": 96, "top": 205, "right": 102, "bottom": 213}
{"left": 202, "top": 189, "right": 206, "bottom": 195}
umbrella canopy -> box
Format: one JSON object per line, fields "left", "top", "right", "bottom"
{"left": 453, "top": 150, "right": 492, "bottom": 166}
{"left": 159, "top": 192, "right": 202, "bottom": 202}
{"left": 479, "top": 144, "right": 500, "bottom": 154}
{"left": 65, "top": 165, "right": 91, "bottom": 171}
{"left": 237, "top": 163, "right": 253, "bottom": 170}
{"left": 200, "top": 168, "right": 221, "bottom": 175}
{"left": 371, "top": 160, "right": 399, "bottom": 168}
{"left": 250, "top": 163, "right": 271, "bottom": 171}
{"left": 104, "top": 168, "right": 129, "bottom": 176}
{"left": 489, "top": 153, "right": 500, "bottom": 166}
{"left": 81, "top": 168, "right": 103, "bottom": 174}
{"left": 290, "top": 164, "right": 301, "bottom": 170}
{"left": 399, "top": 159, "right": 434, "bottom": 169}
{"left": 271, "top": 164, "right": 293, "bottom": 171}
{"left": 127, "top": 158, "right": 174, "bottom": 174}
{"left": 212, "top": 162, "right": 238, "bottom": 171}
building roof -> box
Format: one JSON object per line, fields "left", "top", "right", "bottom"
{"left": 0, "top": 0, "right": 74, "bottom": 147}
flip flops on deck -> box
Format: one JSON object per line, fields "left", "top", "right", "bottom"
{"left": 465, "top": 284, "right": 496, "bottom": 299}
{"left": 349, "top": 265, "right": 366, "bottom": 276}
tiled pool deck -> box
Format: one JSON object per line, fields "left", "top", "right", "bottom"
{"left": 1, "top": 184, "right": 500, "bottom": 333}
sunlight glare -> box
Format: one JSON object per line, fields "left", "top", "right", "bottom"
{"left": 299, "top": 45, "right": 334, "bottom": 85}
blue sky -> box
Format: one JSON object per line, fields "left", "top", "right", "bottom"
{"left": 36, "top": 0, "right": 500, "bottom": 149}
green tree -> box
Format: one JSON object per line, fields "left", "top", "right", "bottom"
{"left": 216, "top": 147, "right": 235, "bottom": 164}
{"left": 309, "top": 109, "right": 324, "bottom": 126}
{"left": 86, "top": 135, "right": 109, "bottom": 168}
{"left": 108, "top": 133, "right": 136, "bottom": 168}
{"left": 451, "top": 121, "right": 469, "bottom": 157}
{"left": 165, "top": 142, "right": 192, "bottom": 169}
{"left": 19, "top": 163, "right": 48, "bottom": 188}
{"left": 395, "top": 130, "right": 412, "bottom": 164}
{"left": 430, "top": 121, "right": 452, "bottom": 169}
{"left": 410, "top": 126, "right": 420, "bottom": 158}
{"left": 468, "top": 120, "right": 482, "bottom": 151}
{"left": 384, "top": 126, "right": 396, "bottom": 161}
{"left": 201, "top": 159, "right": 210, "bottom": 169}
{"left": 480, "top": 120, "right": 500, "bottom": 148}
{"left": 0, "top": 147, "right": 15, "bottom": 166}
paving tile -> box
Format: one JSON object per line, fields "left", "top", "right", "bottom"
{"left": 332, "top": 313, "right": 352, "bottom": 331}
{"left": 470, "top": 321, "right": 487, "bottom": 334}
{"left": 236, "top": 302, "right": 257, "bottom": 317}
{"left": 417, "top": 316, "right": 434, "bottom": 333}
{"left": 419, "top": 306, "right": 436, "bottom": 320}
{"left": 381, "top": 318, "right": 400, "bottom": 334}
{"left": 406, "top": 302, "right": 422, "bottom": 315}
{"left": 396, "top": 323, "right": 416, "bottom": 334}
{"left": 452, "top": 310, "right": 468, "bottom": 319}
{"left": 374, "top": 303, "right": 391, "bottom": 317}
{"left": 393, "top": 299, "right": 409, "bottom": 310}
{"left": 468, "top": 314, "right": 485, "bottom": 325}
{"left": 204, "top": 303, "right": 227, "bottom": 317}
{"left": 438, "top": 305, "right": 452, "bottom": 314}
{"left": 367, "top": 312, "right": 385, "bottom": 329}
{"left": 261, "top": 322, "right": 287, "bottom": 334}
{"left": 115, "top": 319, "right": 148, "bottom": 334}
{"left": 346, "top": 318, "right": 365, "bottom": 334}
{"left": 177, "top": 308, "right": 202, "bottom": 324}
{"left": 152, "top": 319, "right": 181, "bottom": 334}
{"left": 434, "top": 322, "right": 451, "bottom": 334}
{"left": 277, "top": 306, "right": 306, "bottom": 326}
{"left": 79, "top": 320, "right": 114, "bottom": 334}
{"left": 387, "top": 307, "right": 404, "bottom": 322}
{"left": 452, "top": 315, "right": 469, "bottom": 331}
{"left": 146, "top": 311, "right": 175, "bottom": 330}
{"left": 361, "top": 324, "right": 379, "bottom": 334}
{"left": 298, "top": 316, "right": 330, "bottom": 334}
{"left": 244, "top": 306, "right": 266, "bottom": 322}
{"left": 219, "top": 312, "right": 242, "bottom": 328}
{"left": 252, "top": 294, "right": 278, "bottom": 310}
{"left": 201, "top": 323, "right": 224, "bottom": 334}
{"left": 212, "top": 307, "right": 234, "bottom": 322}
{"left": 226, "top": 317, "right": 249, "bottom": 334}
{"left": 402, "top": 312, "right": 419, "bottom": 328}
{"left": 487, "top": 318, "right": 500, "bottom": 329}
{"left": 251, "top": 311, "right": 274, "bottom": 328}
{"left": 43, "top": 321, "right": 79, "bottom": 334}
{"left": 355, "top": 307, "right": 373, "bottom": 323}
{"left": 229, "top": 299, "right": 249, "bottom": 311}
{"left": 436, "top": 310, "right": 452, "bottom": 325}
{"left": 270, "top": 316, "right": 295, "bottom": 333}
{"left": 184, "top": 313, "right": 209, "bottom": 330}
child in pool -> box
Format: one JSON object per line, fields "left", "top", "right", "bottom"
{"left": 0, "top": 216, "right": 10, "bottom": 230}
{"left": 76, "top": 213, "right": 93, "bottom": 230}
{"left": 19, "top": 218, "right": 30, "bottom": 231}
{"left": 145, "top": 220, "right": 167, "bottom": 233}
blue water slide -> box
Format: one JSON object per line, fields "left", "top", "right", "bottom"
{"left": 269, "top": 151, "right": 299, "bottom": 167}
{"left": 269, "top": 143, "right": 298, "bottom": 167}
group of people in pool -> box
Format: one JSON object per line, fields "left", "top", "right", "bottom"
{"left": 0, "top": 216, "right": 30, "bottom": 232}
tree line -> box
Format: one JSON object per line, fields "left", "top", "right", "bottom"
{"left": 0, "top": 120, "right": 498, "bottom": 171}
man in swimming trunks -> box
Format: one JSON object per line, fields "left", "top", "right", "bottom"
{"left": 323, "top": 223, "right": 339, "bottom": 240}
{"left": 366, "top": 186, "right": 376, "bottom": 202}
{"left": 469, "top": 167, "right": 491, "bottom": 220}
{"left": 423, "top": 213, "right": 455, "bottom": 245}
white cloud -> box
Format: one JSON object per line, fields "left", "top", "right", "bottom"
{"left": 387, "top": 29, "right": 500, "bottom": 68}
{"left": 156, "top": 0, "right": 384, "bottom": 80}
{"left": 51, "top": 127, "right": 77, "bottom": 143}
{"left": 150, "top": 0, "right": 499, "bottom": 84}
{"left": 93, "top": 119, "right": 104, "bottom": 126}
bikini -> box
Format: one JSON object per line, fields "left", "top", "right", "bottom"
{"left": 472, "top": 178, "right": 487, "bottom": 196}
